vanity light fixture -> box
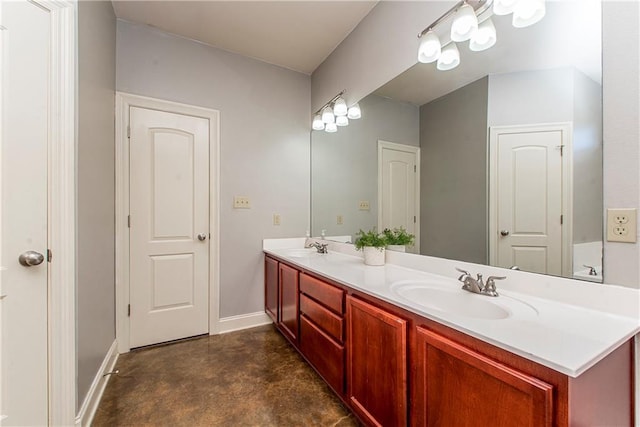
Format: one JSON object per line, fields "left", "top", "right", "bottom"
{"left": 347, "top": 102, "right": 361, "bottom": 119}
{"left": 333, "top": 97, "right": 348, "bottom": 116}
{"left": 321, "top": 105, "right": 335, "bottom": 124}
{"left": 312, "top": 114, "right": 325, "bottom": 131}
{"left": 469, "top": 18, "right": 497, "bottom": 51}
{"left": 336, "top": 115, "right": 349, "bottom": 126}
{"left": 437, "top": 43, "right": 461, "bottom": 71}
{"left": 451, "top": 2, "right": 479, "bottom": 42}
{"left": 311, "top": 90, "right": 362, "bottom": 133}
{"left": 417, "top": 0, "right": 545, "bottom": 72}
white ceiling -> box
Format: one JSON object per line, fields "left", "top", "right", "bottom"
{"left": 375, "top": 0, "right": 602, "bottom": 106}
{"left": 112, "top": 0, "right": 378, "bottom": 75}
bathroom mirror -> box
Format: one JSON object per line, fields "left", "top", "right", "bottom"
{"left": 311, "top": 1, "right": 603, "bottom": 282}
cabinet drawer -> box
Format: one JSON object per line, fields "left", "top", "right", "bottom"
{"left": 300, "top": 315, "right": 345, "bottom": 395}
{"left": 300, "top": 273, "right": 344, "bottom": 314}
{"left": 300, "top": 294, "right": 344, "bottom": 343}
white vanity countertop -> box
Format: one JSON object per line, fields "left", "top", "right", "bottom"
{"left": 263, "top": 239, "right": 640, "bottom": 378}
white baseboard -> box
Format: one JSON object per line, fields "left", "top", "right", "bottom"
{"left": 217, "top": 311, "right": 272, "bottom": 334}
{"left": 75, "top": 340, "right": 119, "bottom": 427}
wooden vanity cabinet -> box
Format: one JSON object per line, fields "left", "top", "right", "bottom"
{"left": 278, "top": 262, "right": 299, "bottom": 344}
{"left": 264, "top": 256, "right": 279, "bottom": 323}
{"left": 347, "top": 295, "right": 408, "bottom": 426}
{"left": 414, "top": 326, "right": 553, "bottom": 427}
{"left": 298, "top": 273, "right": 346, "bottom": 396}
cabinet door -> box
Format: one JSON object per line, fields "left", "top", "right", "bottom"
{"left": 347, "top": 296, "right": 407, "bottom": 426}
{"left": 279, "top": 263, "right": 299, "bottom": 344}
{"left": 300, "top": 315, "right": 345, "bottom": 395}
{"left": 414, "top": 326, "right": 553, "bottom": 427}
{"left": 264, "top": 257, "right": 278, "bottom": 322}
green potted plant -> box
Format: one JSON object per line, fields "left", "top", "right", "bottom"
{"left": 354, "top": 228, "right": 387, "bottom": 266}
{"left": 382, "top": 227, "right": 415, "bottom": 252}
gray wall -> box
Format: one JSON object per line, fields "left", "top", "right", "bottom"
{"left": 572, "top": 70, "right": 603, "bottom": 244}
{"left": 116, "top": 21, "right": 310, "bottom": 318}
{"left": 419, "top": 77, "right": 488, "bottom": 264}
{"left": 76, "top": 1, "right": 116, "bottom": 410}
{"left": 311, "top": 94, "right": 419, "bottom": 239}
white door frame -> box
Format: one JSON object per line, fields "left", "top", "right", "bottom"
{"left": 377, "top": 140, "right": 421, "bottom": 252}
{"left": 488, "top": 123, "right": 573, "bottom": 277}
{"left": 0, "top": 1, "right": 77, "bottom": 424}
{"left": 115, "top": 93, "right": 220, "bottom": 353}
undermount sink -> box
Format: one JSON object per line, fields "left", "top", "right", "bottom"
{"left": 390, "top": 281, "right": 538, "bottom": 320}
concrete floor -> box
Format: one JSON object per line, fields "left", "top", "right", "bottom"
{"left": 93, "top": 324, "right": 358, "bottom": 426}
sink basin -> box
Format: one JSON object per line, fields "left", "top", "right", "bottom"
{"left": 391, "top": 281, "right": 538, "bottom": 320}
{"left": 281, "top": 248, "right": 321, "bottom": 259}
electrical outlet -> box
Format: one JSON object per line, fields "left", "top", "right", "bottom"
{"left": 607, "top": 208, "right": 637, "bottom": 243}
{"left": 273, "top": 214, "right": 281, "bottom": 226}
{"left": 358, "top": 201, "right": 370, "bottom": 211}
{"left": 337, "top": 215, "right": 343, "bottom": 225}
{"left": 233, "top": 196, "right": 250, "bottom": 209}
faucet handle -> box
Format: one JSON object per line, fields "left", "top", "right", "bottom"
{"left": 482, "top": 276, "right": 506, "bottom": 297}
{"left": 455, "top": 267, "right": 471, "bottom": 281}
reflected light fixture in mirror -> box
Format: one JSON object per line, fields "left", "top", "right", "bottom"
{"left": 311, "top": 90, "right": 362, "bottom": 133}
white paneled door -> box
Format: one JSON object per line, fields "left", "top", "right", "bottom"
{"left": 378, "top": 141, "right": 420, "bottom": 252}
{"left": 490, "top": 124, "right": 570, "bottom": 276}
{"left": 129, "top": 107, "right": 210, "bottom": 348}
{"left": 1, "top": 1, "right": 50, "bottom": 424}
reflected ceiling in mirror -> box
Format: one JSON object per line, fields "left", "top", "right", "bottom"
{"left": 311, "top": 0, "right": 603, "bottom": 282}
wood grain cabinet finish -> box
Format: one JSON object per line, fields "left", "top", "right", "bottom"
{"left": 300, "top": 315, "right": 345, "bottom": 394}
{"left": 300, "top": 294, "right": 344, "bottom": 342}
{"left": 414, "top": 326, "right": 553, "bottom": 427}
{"left": 264, "top": 256, "right": 278, "bottom": 323}
{"left": 300, "top": 273, "right": 344, "bottom": 314}
{"left": 347, "top": 295, "right": 407, "bottom": 427}
{"left": 278, "top": 263, "right": 299, "bottom": 344}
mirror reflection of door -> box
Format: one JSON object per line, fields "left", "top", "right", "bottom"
{"left": 378, "top": 141, "right": 420, "bottom": 253}
{"left": 489, "top": 124, "right": 572, "bottom": 276}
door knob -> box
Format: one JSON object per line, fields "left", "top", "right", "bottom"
{"left": 197, "top": 233, "right": 207, "bottom": 241}
{"left": 18, "top": 251, "right": 45, "bottom": 267}
{"left": 500, "top": 230, "right": 510, "bottom": 236}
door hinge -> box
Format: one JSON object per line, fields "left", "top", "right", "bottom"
{"left": 127, "top": 304, "right": 131, "bottom": 317}
{"left": 557, "top": 145, "right": 564, "bottom": 156}
{"left": 127, "top": 126, "right": 131, "bottom": 139}
{"left": 414, "top": 216, "right": 417, "bottom": 223}
{"left": 47, "top": 249, "right": 52, "bottom": 263}
{"left": 414, "top": 165, "right": 416, "bottom": 173}
{"left": 560, "top": 214, "right": 564, "bottom": 225}
{"left": 127, "top": 215, "right": 131, "bottom": 228}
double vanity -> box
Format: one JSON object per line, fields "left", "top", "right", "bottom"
{"left": 263, "top": 238, "right": 639, "bottom": 426}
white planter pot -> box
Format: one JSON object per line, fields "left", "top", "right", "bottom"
{"left": 363, "top": 246, "right": 385, "bottom": 266}
{"left": 386, "top": 245, "right": 406, "bottom": 252}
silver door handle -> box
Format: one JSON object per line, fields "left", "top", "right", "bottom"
{"left": 18, "top": 251, "right": 45, "bottom": 266}
{"left": 197, "top": 233, "right": 207, "bottom": 241}
{"left": 500, "top": 230, "right": 510, "bottom": 236}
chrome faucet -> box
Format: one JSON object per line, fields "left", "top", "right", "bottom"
{"left": 455, "top": 268, "right": 505, "bottom": 297}
{"left": 306, "top": 242, "right": 328, "bottom": 254}
{"left": 583, "top": 264, "right": 598, "bottom": 276}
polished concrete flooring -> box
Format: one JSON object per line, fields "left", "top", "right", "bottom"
{"left": 93, "top": 324, "right": 358, "bottom": 426}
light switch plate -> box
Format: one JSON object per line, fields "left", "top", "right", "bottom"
{"left": 337, "top": 215, "right": 343, "bottom": 225}
{"left": 606, "top": 208, "right": 637, "bottom": 243}
{"left": 358, "top": 201, "right": 370, "bottom": 211}
{"left": 233, "top": 196, "right": 250, "bottom": 209}
{"left": 273, "top": 214, "right": 281, "bottom": 226}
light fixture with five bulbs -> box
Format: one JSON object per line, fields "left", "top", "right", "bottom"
{"left": 417, "top": 0, "right": 546, "bottom": 71}
{"left": 311, "top": 90, "right": 362, "bottom": 132}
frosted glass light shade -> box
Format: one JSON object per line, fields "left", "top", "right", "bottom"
{"left": 312, "top": 114, "right": 325, "bottom": 130}
{"left": 418, "top": 30, "right": 441, "bottom": 63}
{"left": 336, "top": 115, "right": 349, "bottom": 126}
{"left": 513, "top": 0, "right": 545, "bottom": 28}
{"left": 493, "top": 0, "right": 519, "bottom": 15}
{"left": 469, "top": 18, "right": 497, "bottom": 51}
{"left": 347, "top": 103, "right": 361, "bottom": 119}
{"left": 451, "top": 3, "right": 478, "bottom": 42}
{"left": 333, "top": 97, "right": 348, "bottom": 116}
{"left": 437, "top": 43, "right": 460, "bottom": 71}
{"left": 321, "top": 106, "right": 335, "bottom": 124}
{"left": 325, "top": 122, "right": 337, "bottom": 133}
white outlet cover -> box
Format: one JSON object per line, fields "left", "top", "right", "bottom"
{"left": 606, "top": 208, "right": 637, "bottom": 243}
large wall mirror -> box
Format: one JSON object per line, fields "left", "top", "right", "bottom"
{"left": 311, "top": 1, "right": 603, "bottom": 282}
